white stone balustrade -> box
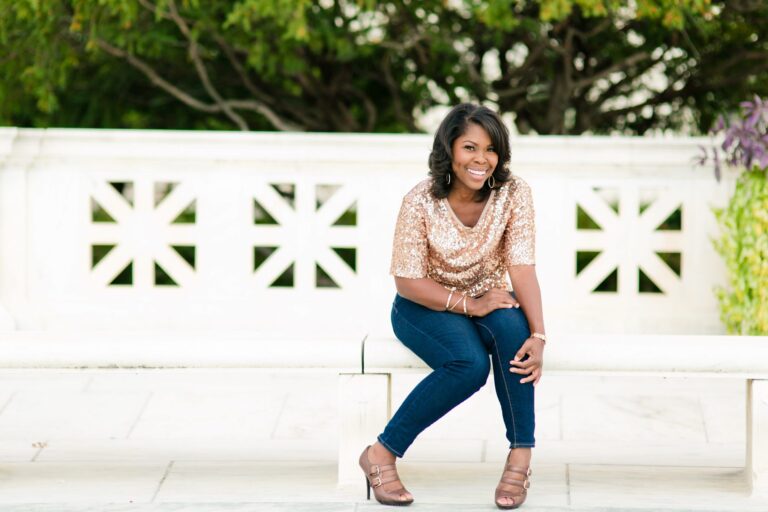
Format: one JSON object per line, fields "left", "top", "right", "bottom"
{"left": 0, "top": 128, "right": 733, "bottom": 337}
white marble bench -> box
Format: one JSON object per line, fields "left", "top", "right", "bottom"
{"left": 338, "top": 334, "right": 768, "bottom": 496}
{"left": 0, "top": 331, "right": 362, "bottom": 370}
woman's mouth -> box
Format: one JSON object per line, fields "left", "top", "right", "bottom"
{"left": 467, "top": 168, "right": 488, "bottom": 179}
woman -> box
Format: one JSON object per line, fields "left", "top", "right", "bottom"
{"left": 359, "top": 103, "right": 546, "bottom": 509}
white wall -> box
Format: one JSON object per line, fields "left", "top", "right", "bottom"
{"left": 0, "top": 128, "right": 733, "bottom": 336}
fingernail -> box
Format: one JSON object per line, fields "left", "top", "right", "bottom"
{"left": 514, "top": 304, "right": 520, "bottom": 308}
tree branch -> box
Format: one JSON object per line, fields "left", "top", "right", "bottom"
{"left": 211, "top": 34, "right": 267, "bottom": 103}
{"left": 165, "top": 0, "right": 249, "bottom": 130}
{"left": 94, "top": 38, "right": 303, "bottom": 131}
{"left": 573, "top": 51, "right": 650, "bottom": 91}
{"left": 94, "top": 38, "right": 219, "bottom": 113}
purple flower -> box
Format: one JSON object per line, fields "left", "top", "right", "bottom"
{"left": 699, "top": 97, "right": 768, "bottom": 180}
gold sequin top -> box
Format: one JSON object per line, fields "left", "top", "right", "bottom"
{"left": 390, "top": 176, "right": 535, "bottom": 297}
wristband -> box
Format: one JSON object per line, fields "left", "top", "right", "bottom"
{"left": 444, "top": 290, "right": 454, "bottom": 311}
{"left": 531, "top": 332, "right": 547, "bottom": 344}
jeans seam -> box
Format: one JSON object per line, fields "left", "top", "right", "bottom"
{"left": 476, "top": 321, "right": 518, "bottom": 447}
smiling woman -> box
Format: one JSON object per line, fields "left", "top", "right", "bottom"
{"left": 358, "top": 104, "right": 547, "bottom": 510}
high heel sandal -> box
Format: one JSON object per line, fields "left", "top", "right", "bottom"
{"left": 495, "top": 460, "right": 531, "bottom": 510}
{"left": 359, "top": 445, "right": 414, "bottom": 506}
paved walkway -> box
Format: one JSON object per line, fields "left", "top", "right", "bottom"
{"left": 0, "top": 369, "right": 765, "bottom": 511}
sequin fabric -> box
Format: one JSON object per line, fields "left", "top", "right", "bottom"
{"left": 390, "top": 176, "right": 535, "bottom": 297}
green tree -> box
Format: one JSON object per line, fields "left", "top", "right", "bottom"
{"left": 1, "top": 0, "right": 766, "bottom": 134}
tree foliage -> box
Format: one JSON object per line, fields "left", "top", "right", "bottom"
{"left": 1, "top": 0, "right": 766, "bottom": 134}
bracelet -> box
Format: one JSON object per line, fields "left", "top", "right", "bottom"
{"left": 444, "top": 289, "right": 454, "bottom": 311}
{"left": 463, "top": 295, "right": 472, "bottom": 317}
{"left": 448, "top": 293, "right": 464, "bottom": 311}
{"left": 531, "top": 332, "right": 547, "bottom": 344}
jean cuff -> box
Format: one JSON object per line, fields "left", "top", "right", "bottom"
{"left": 508, "top": 442, "right": 536, "bottom": 449}
{"left": 377, "top": 435, "right": 404, "bottom": 458}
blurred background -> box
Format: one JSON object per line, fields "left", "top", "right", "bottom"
{"left": 2, "top": 0, "right": 766, "bottom": 135}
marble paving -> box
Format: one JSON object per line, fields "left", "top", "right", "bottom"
{"left": 0, "top": 369, "right": 765, "bottom": 511}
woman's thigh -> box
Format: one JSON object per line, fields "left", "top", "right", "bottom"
{"left": 391, "top": 294, "right": 487, "bottom": 370}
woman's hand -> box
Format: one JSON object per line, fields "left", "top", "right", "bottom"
{"left": 467, "top": 289, "right": 519, "bottom": 317}
{"left": 509, "top": 337, "right": 544, "bottom": 386}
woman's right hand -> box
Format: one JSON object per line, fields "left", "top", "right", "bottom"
{"left": 468, "top": 289, "right": 519, "bottom": 317}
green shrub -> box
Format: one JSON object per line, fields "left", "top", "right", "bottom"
{"left": 713, "top": 169, "right": 768, "bottom": 334}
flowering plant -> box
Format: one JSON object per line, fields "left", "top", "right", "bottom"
{"left": 698, "top": 95, "right": 768, "bottom": 181}
{"left": 698, "top": 95, "right": 768, "bottom": 335}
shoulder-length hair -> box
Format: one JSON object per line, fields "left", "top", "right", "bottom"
{"left": 428, "top": 103, "right": 512, "bottom": 201}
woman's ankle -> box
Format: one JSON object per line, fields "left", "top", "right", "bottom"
{"left": 507, "top": 447, "right": 532, "bottom": 466}
{"left": 371, "top": 441, "right": 397, "bottom": 462}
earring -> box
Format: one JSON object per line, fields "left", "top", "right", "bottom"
{"left": 446, "top": 173, "right": 451, "bottom": 185}
{"left": 487, "top": 174, "right": 496, "bottom": 188}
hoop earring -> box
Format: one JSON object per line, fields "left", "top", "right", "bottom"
{"left": 487, "top": 174, "right": 496, "bottom": 188}
{"left": 446, "top": 173, "right": 451, "bottom": 185}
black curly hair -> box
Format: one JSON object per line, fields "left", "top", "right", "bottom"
{"left": 428, "top": 103, "right": 512, "bottom": 201}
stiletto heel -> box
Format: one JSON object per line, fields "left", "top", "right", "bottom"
{"left": 359, "top": 445, "right": 414, "bottom": 506}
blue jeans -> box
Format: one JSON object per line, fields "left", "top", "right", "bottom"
{"left": 378, "top": 294, "right": 535, "bottom": 458}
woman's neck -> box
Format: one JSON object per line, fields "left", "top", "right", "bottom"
{"left": 448, "top": 184, "right": 481, "bottom": 205}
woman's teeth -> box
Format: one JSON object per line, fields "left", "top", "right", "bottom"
{"left": 467, "top": 168, "right": 487, "bottom": 177}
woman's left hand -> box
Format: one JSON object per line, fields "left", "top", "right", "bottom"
{"left": 509, "top": 337, "right": 544, "bottom": 386}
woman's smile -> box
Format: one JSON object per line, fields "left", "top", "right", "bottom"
{"left": 466, "top": 167, "right": 490, "bottom": 179}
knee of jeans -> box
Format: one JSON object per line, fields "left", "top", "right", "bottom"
{"left": 454, "top": 355, "right": 490, "bottom": 391}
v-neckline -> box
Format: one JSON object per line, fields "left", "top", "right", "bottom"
{"left": 443, "top": 189, "right": 495, "bottom": 230}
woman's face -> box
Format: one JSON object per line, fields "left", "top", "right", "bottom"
{"left": 450, "top": 122, "right": 498, "bottom": 196}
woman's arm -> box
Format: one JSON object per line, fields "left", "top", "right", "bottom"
{"left": 508, "top": 264, "right": 545, "bottom": 386}
{"left": 395, "top": 277, "right": 455, "bottom": 311}
{"left": 508, "top": 265, "right": 545, "bottom": 334}
{"left": 395, "top": 277, "right": 519, "bottom": 315}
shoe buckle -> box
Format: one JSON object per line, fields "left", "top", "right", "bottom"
{"left": 371, "top": 476, "right": 383, "bottom": 488}
{"left": 527, "top": 468, "right": 532, "bottom": 476}
{"left": 523, "top": 479, "right": 531, "bottom": 490}
{"left": 369, "top": 465, "right": 381, "bottom": 477}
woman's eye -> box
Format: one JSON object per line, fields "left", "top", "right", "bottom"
{"left": 464, "top": 145, "right": 475, "bottom": 151}
{"left": 487, "top": 147, "right": 495, "bottom": 152}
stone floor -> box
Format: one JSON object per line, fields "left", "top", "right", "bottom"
{"left": 0, "top": 368, "right": 765, "bottom": 511}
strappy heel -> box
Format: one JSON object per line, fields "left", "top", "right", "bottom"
{"left": 495, "top": 460, "right": 531, "bottom": 510}
{"left": 359, "top": 445, "right": 414, "bottom": 506}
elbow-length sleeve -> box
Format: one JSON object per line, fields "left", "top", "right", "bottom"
{"left": 390, "top": 192, "right": 429, "bottom": 278}
{"left": 503, "top": 178, "right": 536, "bottom": 266}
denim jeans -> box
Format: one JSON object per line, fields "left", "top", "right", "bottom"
{"left": 377, "top": 294, "right": 535, "bottom": 458}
